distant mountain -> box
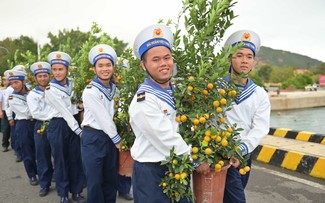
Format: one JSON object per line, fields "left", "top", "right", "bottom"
{"left": 256, "top": 46, "right": 323, "bottom": 69}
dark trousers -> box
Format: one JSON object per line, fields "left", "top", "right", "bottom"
{"left": 223, "top": 155, "right": 252, "bottom": 203}
{"left": 47, "top": 118, "right": 84, "bottom": 197}
{"left": 15, "top": 120, "right": 37, "bottom": 178}
{"left": 1, "top": 111, "right": 10, "bottom": 148}
{"left": 81, "top": 128, "right": 118, "bottom": 203}
{"left": 11, "top": 119, "right": 22, "bottom": 159}
{"left": 132, "top": 161, "right": 192, "bottom": 203}
{"left": 117, "top": 175, "right": 132, "bottom": 196}
{"left": 34, "top": 120, "right": 54, "bottom": 189}
{"left": 10, "top": 116, "right": 23, "bottom": 159}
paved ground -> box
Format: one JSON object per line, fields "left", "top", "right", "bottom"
{"left": 0, "top": 147, "right": 131, "bottom": 203}
{"left": 1, "top": 133, "right": 324, "bottom": 202}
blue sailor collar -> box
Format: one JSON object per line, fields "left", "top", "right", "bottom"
{"left": 32, "top": 86, "right": 45, "bottom": 96}
{"left": 91, "top": 77, "right": 116, "bottom": 101}
{"left": 224, "top": 76, "right": 257, "bottom": 104}
{"left": 12, "top": 91, "right": 28, "bottom": 102}
{"left": 49, "top": 78, "right": 72, "bottom": 96}
{"left": 35, "top": 86, "right": 44, "bottom": 92}
{"left": 137, "top": 78, "right": 176, "bottom": 110}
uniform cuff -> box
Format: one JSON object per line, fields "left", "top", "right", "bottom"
{"left": 239, "top": 143, "right": 248, "bottom": 156}
{"left": 111, "top": 134, "right": 122, "bottom": 144}
{"left": 192, "top": 161, "right": 200, "bottom": 169}
{"left": 74, "top": 127, "right": 82, "bottom": 136}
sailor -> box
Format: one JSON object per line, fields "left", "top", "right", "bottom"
{"left": 4, "top": 65, "right": 25, "bottom": 162}
{"left": 26, "top": 61, "right": 54, "bottom": 197}
{"left": 0, "top": 75, "right": 11, "bottom": 153}
{"left": 45, "top": 51, "right": 85, "bottom": 203}
{"left": 130, "top": 24, "right": 210, "bottom": 203}
{"left": 81, "top": 44, "right": 121, "bottom": 203}
{"left": 4, "top": 67, "right": 38, "bottom": 186}
{"left": 222, "top": 30, "right": 271, "bottom": 203}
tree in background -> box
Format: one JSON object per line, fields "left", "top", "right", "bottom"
{"left": 42, "top": 27, "right": 127, "bottom": 59}
{"left": 257, "top": 64, "right": 272, "bottom": 83}
{"left": 0, "top": 36, "right": 38, "bottom": 75}
{"left": 0, "top": 24, "right": 128, "bottom": 83}
{"left": 313, "top": 63, "right": 325, "bottom": 75}
{"left": 282, "top": 73, "right": 313, "bottom": 89}
{"left": 249, "top": 69, "right": 266, "bottom": 88}
{"left": 269, "top": 66, "right": 294, "bottom": 83}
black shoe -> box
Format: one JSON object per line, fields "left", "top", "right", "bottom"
{"left": 39, "top": 187, "right": 49, "bottom": 197}
{"left": 29, "top": 176, "right": 39, "bottom": 186}
{"left": 16, "top": 157, "right": 22, "bottom": 162}
{"left": 2, "top": 147, "right": 8, "bottom": 152}
{"left": 72, "top": 193, "right": 86, "bottom": 203}
{"left": 120, "top": 193, "right": 134, "bottom": 201}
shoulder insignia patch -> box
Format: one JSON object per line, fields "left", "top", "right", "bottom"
{"left": 137, "top": 92, "right": 145, "bottom": 102}
{"left": 86, "top": 83, "right": 93, "bottom": 89}
{"left": 45, "top": 85, "right": 50, "bottom": 90}
{"left": 9, "top": 95, "right": 13, "bottom": 100}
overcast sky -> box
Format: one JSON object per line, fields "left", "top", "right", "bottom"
{"left": 0, "top": 0, "right": 324, "bottom": 62}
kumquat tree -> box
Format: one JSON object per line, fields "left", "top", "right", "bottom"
{"left": 159, "top": 0, "right": 250, "bottom": 201}
{"left": 113, "top": 50, "right": 146, "bottom": 151}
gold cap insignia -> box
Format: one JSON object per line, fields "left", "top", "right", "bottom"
{"left": 153, "top": 28, "right": 163, "bottom": 38}
{"left": 242, "top": 33, "right": 251, "bottom": 41}
{"left": 56, "top": 54, "right": 62, "bottom": 58}
{"left": 98, "top": 47, "right": 104, "bottom": 53}
{"left": 9, "top": 72, "right": 14, "bottom": 76}
{"left": 37, "top": 64, "right": 43, "bottom": 68}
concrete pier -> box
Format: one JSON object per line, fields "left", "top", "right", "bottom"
{"left": 269, "top": 90, "right": 325, "bottom": 111}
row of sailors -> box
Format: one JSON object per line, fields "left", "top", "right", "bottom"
{"left": 2, "top": 44, "right": 124, "bottom": 203}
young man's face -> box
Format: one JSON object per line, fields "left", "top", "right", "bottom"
{"left": 10, "top": 80, "right": 24, "bottom": 92}
{"left": 231, "top": 48, "right": 255, "bottom": 76}
{"left": 3, "top": 78, "right": 9, "bottom": 87}
{"left": 141, "top": 46, "right": 174, "bottom": 87}
{"left": 94, "top": 58, "right": 114, "bottom": 81}
{"left": 51, "top": 64, "right": 68, "bottom": 82}
{"left": 35, "top": 73, "right": 50, "bottom": 87}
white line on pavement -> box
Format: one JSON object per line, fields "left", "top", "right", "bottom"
{"left": 253, "top": 165, "right": 325, "bottom": 191}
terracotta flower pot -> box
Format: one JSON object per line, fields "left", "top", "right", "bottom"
{"left": 193, "top": 165, "right": 230, "bottom": 203}
{"left": 118, "top": 150, "right": 134, "bottom": 177}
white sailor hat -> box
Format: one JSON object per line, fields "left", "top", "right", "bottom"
{"left": 30, "top": 62, "right": 51, "bottom": 75}
{"left": 12, "top": 65, "right": 26, "bottom": 72}
{"left": 88, "top": 44, "right": 117, "bottom": 66}
{"left": 133, "top": 24, "right": 174, "bottom": 59}
{"left": 4, "top": 69, "right": 27, "bottom": 81}
{"left": 224, "top": 30, "right": 261, "bottom": 56}
{"left": 47, "top": 51, "right": 71, "bottom": 67}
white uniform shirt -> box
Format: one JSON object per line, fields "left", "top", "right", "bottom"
{"left": 0, "top": 88, "right": 6, "bottom": 110}
{"left": 129, "top": 78, "right": 190, "bottom": 163}
{"left": 44, "top": 78, "right": 81, "bottom": 135}
{"left": 225, "top": 77, "right": 271, "bottom": 155}
{"left": 26, "top": 86, "right": 53, "bottom": 121}
{"left": 8, "top": 91, "right": 33, "bottom": 120}
{"left": 4, "top": 86, "right": 14, "bottom": 120}
{"left": 81, "top": 79, "right": 121, "bottom": 144}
